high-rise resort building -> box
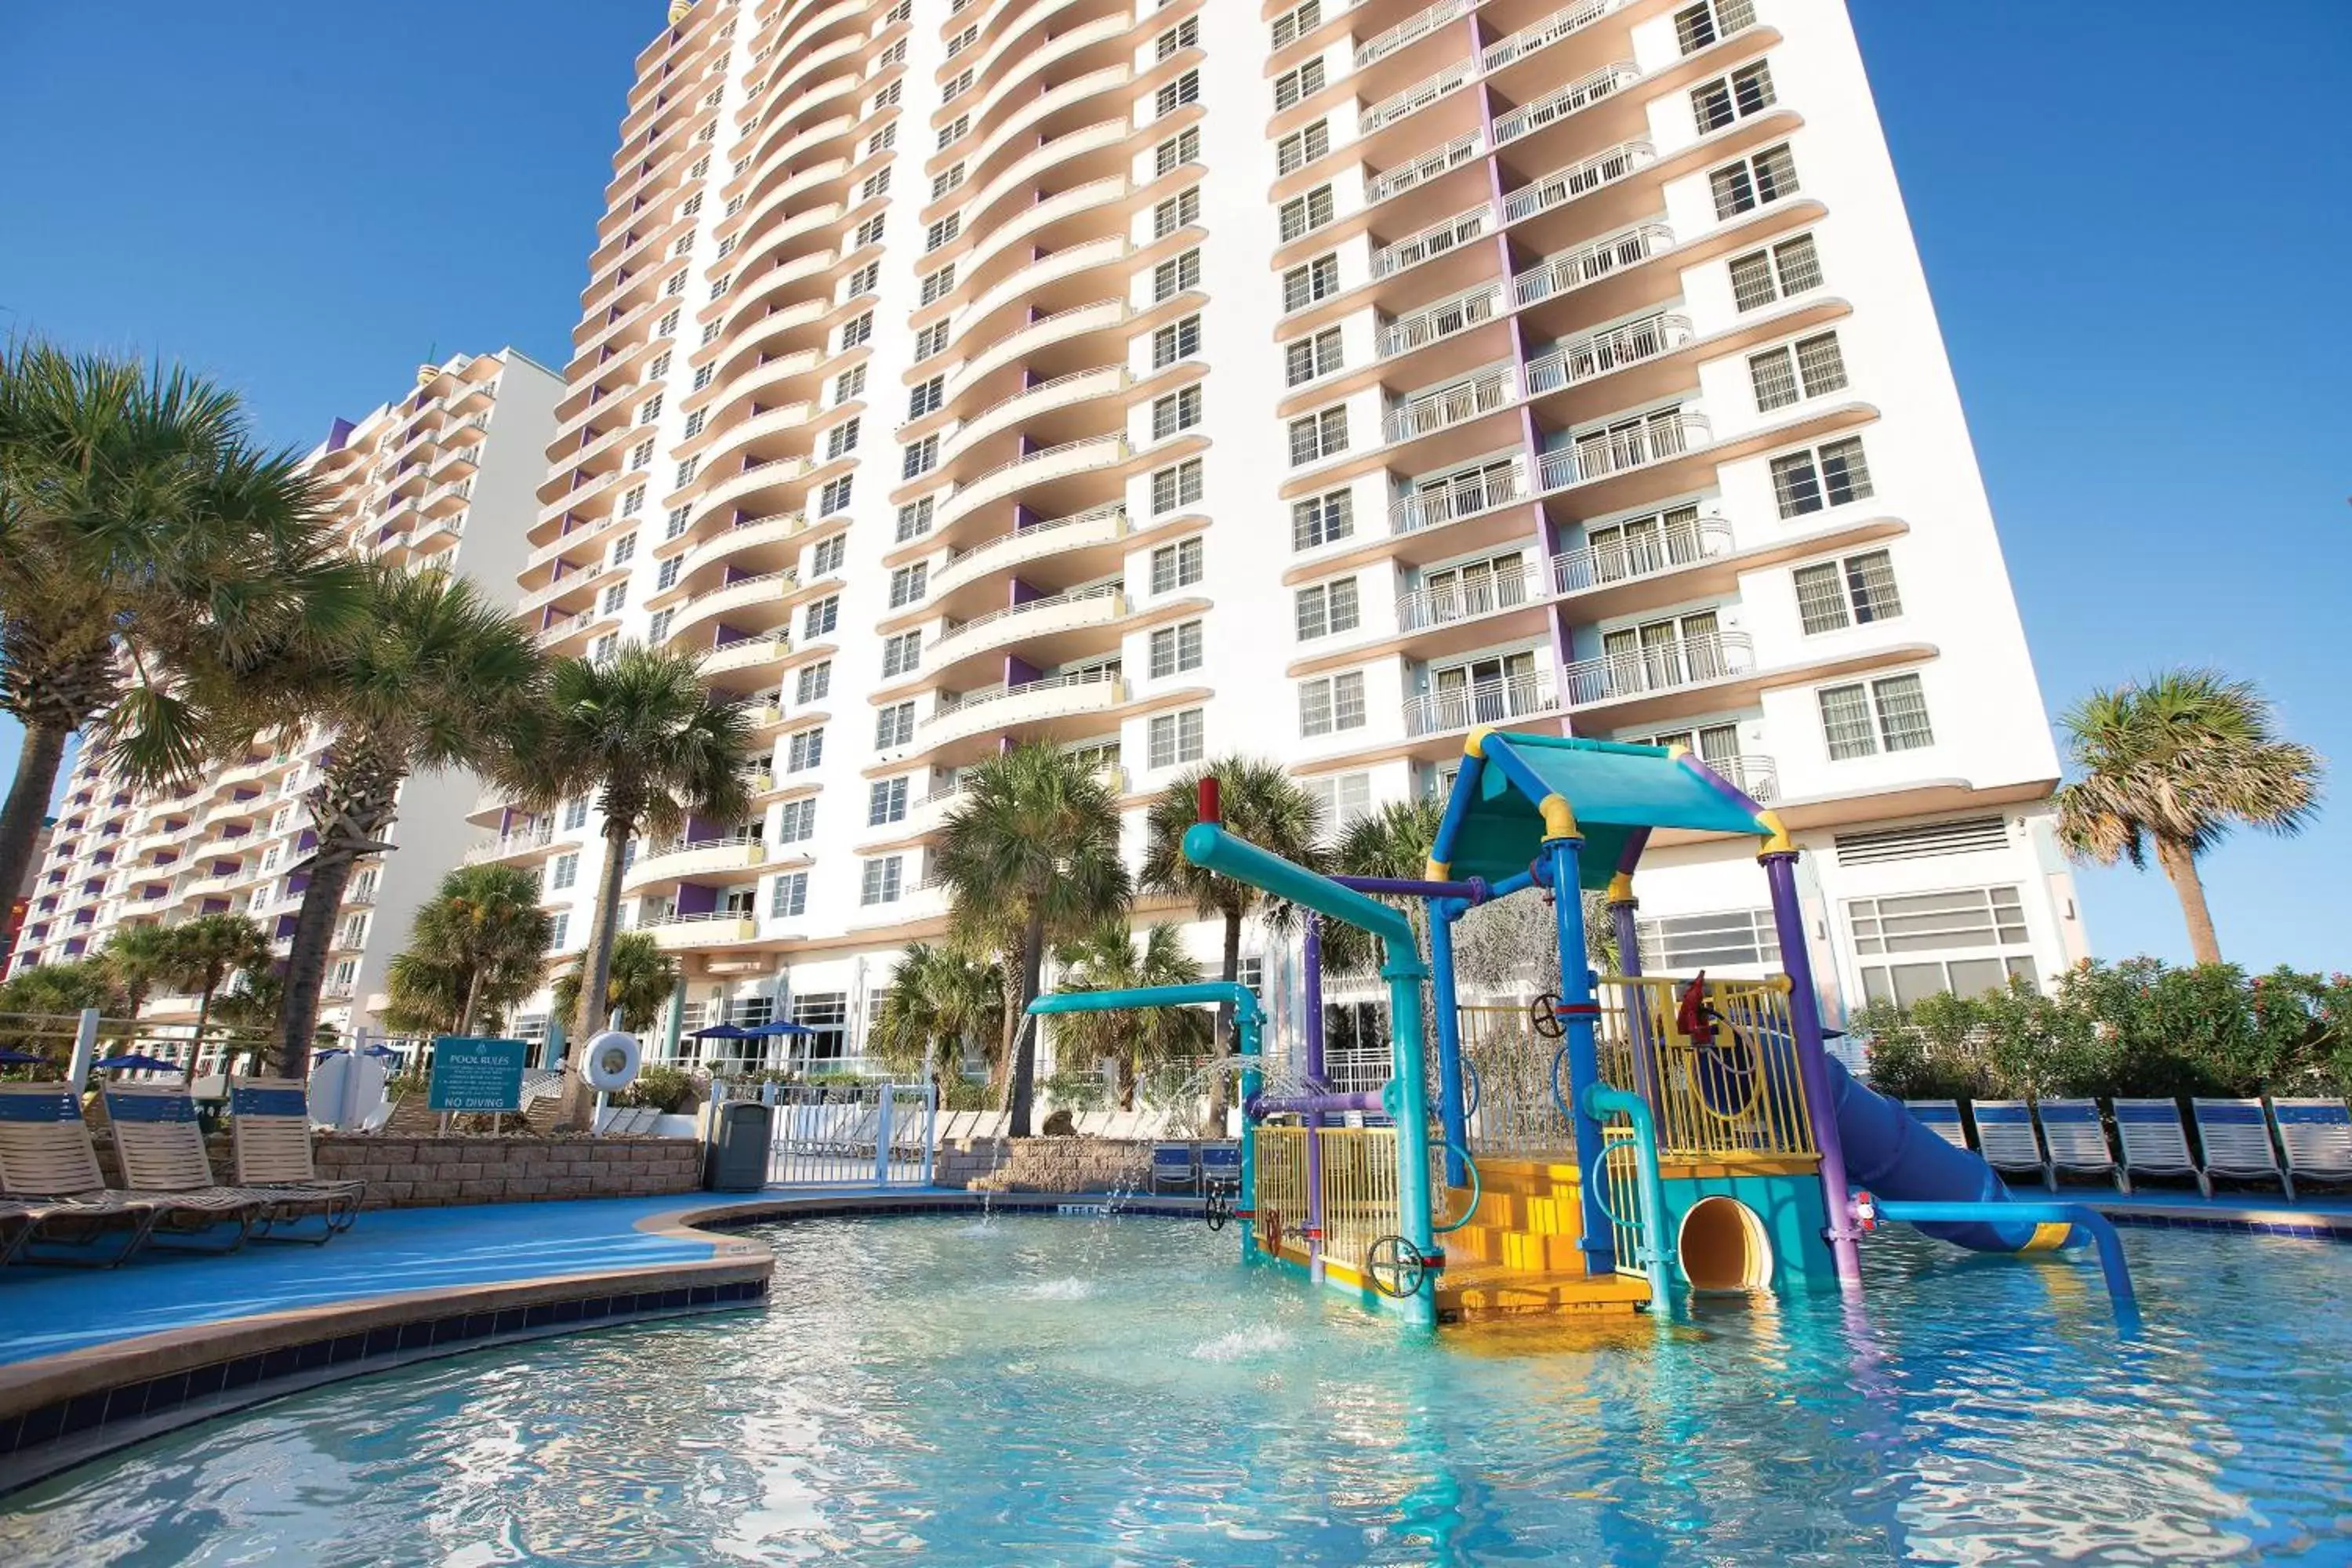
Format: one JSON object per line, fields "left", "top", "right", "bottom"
{"left": 6, "top": 351, "right": 562, "bottom": 1037}
{"left": 503, "top": 0, "right": 2084, "bottom": 1072}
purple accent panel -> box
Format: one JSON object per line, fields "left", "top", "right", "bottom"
{"left": 724, "top": 564, "right": 753, "bottom": 584}
{"left": 325, "top": 417, "right": 356, "bottom": 452}
{"left": 1017, "top": 434, "right": 1038, "bottom": 459}
{"left": 1332, "top": 874, "right": 1495, "bottom": 902}
{"left": 1004, "top": 655, "right": 1044, "bottom": 687}
{"left": 64, "top": 938, "right": 86, "bottom": 956}
{"left": 498, "top": 808, "right": 517, "bottom": 835}
{"left": 212, "top": 860, "right": 239, "bottom": 877}
{"left": 296, "top": 830, "right": 318, "bottom": 853}
{"left": 1614, "top": 825, "right": 1651, "bottom": 877}
{"left": 201, "top": 899, "right": 229, "bottom": 916}
{"left": 274, "top": 915, "right": 299, "bottom": 941}
{"left": 1765, "top": 850, "right": 1864, "bottom": 1287}
{"left": 1013, "top": 504, "right": 1041, "bottom": 532}
{"left": 1022, "top": 368, "right": 1041, "bottom": 390}
{"left": 683, "top": 815, "right": 719, "bottom": 844}
{"left": 676, "top": 883, "right": 719, "bottom": 917}
{"left": 1009, "top": 577, "right": 1044, "bottom": 606}
{"left": 288, "top": 873, "right": 310, "bottom": 896}
{"left": 221, "top": 822, "right": 249, "bottom": 839}
{"left": 714, "top": 623, "right": 746, "bottom": 646}
{"left": 155, "top": 851, "right": 176, "bottom": 866}
{"left": 233, "top": 789, "right": 257, "bottom": 803}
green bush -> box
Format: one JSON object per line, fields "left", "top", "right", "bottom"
{"left": 1040, "top": 1065, "right": 1109, "bottom": 1112}
{"left": 620, "top": 1065, "right": 695, "bottom": 1113}
{"left": 940, "top": 1079, "right": 993, "bottom": 1111}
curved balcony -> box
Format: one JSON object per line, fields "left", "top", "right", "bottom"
{"left": 1525, "top": 312, "right": 1694, "bottom": 403}
{"left": 1377, "top": 283, "right": 1503, "bottom": 361}
{"left": 692, "top": 397, "right": 817, "bottom": 476}
{"left": 666, "top": 511, "right": 811, "bottom": 582}
{"left": 1396, "top": 558, "right": 1543, "bottom": 633}
{"left": 1552, "top": 514, "right": 1733, "bottom": 597}
{"left": 711, "top": 252, "right": 837, "bottom": 344}
{"left": 623, "top": 835, "right": 768, "bottom": 894}
{"left": 962, "top": 176, "right": 1131, "bottom": 293}
{"left": 1562, "top": 629, "right": 1755, "bottom": 711}
{"left": 963, "top": 15, "right": 1130, "bottom": 149}
{"left": 1361, "top": 57, "right": 1475, "bottom": 139}
{"left": 731, "top": 154, "right": 853, "bottom": 259}
{"left": 1389, "top": 459, "right": 1529, "bottom": 538}
{"left": 694, "top": 348, "right": 826, "bottom": 423}
{"left": 1370, "top": 203, "right": 1494, "bottom": 282}
{"left": 1512, "top": 222, "right": 1676, "bottom": 312}
{"left": 1536, "top": 408, "right": 1709, "bottom": 492}
{"left": 463, "top": 824, "right": 561, "bottom": 866}
{"left": 956, "top": 234, "right": 1131, "bottom": 347}
{"left": 1480, "top": 0, "right": 1631, "bottom": 79}
{"left": 666, "top": 569, "right": 800, "bottom": 642}
{"left": 696, "top": 633, "right": 795, "bottom": 684}
{"left": 964, "top": 0, "right": 1126, "bottom": 96}
{"left": 732, "top": 202, "right": 846, "bottom": 294}
{"left": 916, "top": 670, "right": 1129, "bottom": 750}
{"left": 1404, "top": 669, "right": 1563, "bottom": 739}
{"left": 1382, "top": 363, "right": 1519, "bottom": 445}
{"left": 641, "top": 912, "right": 760, "bottom": 950}
{"left": 930, "top": 582, "right": 1125, "bottom": 671}
{"left": 934, "top": 434, "right": 1131, "bottom": 539}
{"left": 950, "top": 118, "right": 1129, "bottom": 247}
{"left": 940, "top": 365, "right": 1131, "bottom": 475}
{"left": 1356, "top": 0, "right": 1475, "bottom": 71}
{"left": 535, "top": 606, "right": 618, "bottom": 652}
{"left": 959, "top": 63, "right": 1133, "bottom": 194}
{"left": 946, "top": 299, "right": 1129, "bottom": 411}
{"left": 685, "top": 455, "right": 815, "bottom": 533}
{"left": 1501, "top": 140, "right": 1657, "bottom": 230}
{"left": 1700, "top": 753, "right": 1779, "bottom": 804}
{"left": 1363, "top": 131, "right": 1484, "bottom": 209}
{"left": 728, "top": 114, "right": 857, "bottom": 223}
{"left": 930, "top": 504, "right": 1128, "bottom": 604}
{"left": 1491, "top": 60, "right": 1641, "bottom": 148}
{"left": 763, "top": 33, "right": 863, "bottom": 118}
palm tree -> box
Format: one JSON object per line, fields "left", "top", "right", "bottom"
{"left": 160, "top": 912, "right": 272, "bottom": 1045}
{"left": 550, "top": 929, "right": 679, "bottom": 1036}
{"left": 508, "top": 644, "right": 751, "bottom": 1127}
{"left": 1142, "top": 755, "right": 1324, "bottom": 1119}
{"left": 935, "top": 743, "right": 1130, "bottom": 1137}
{"left": 0, "top": 342, "right": 364, "bottom": 919}
{"left": 2056, "top": 669, "right": 2324, "bottom": 964}
{"left": 100, "top": 923, "right": 178, "bottom": 1019}
{"left": 0, "top": 959, "right": 125, "bottom": 1051}
{"left": 383, "top": 864, "right": 554, "bottom": 1035}
{"left": 254, "top": 564, "right": 543, "bottom": 1077}
{"left": 868, "top": 942, "right": 1006, "bottom": 1092}
{"left": 1050, "top": 921, "right": 1209, "bottom": 1108}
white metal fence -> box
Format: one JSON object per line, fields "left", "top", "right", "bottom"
{"left": 758, "top": 1081, "right": 938, "bottom": 1187}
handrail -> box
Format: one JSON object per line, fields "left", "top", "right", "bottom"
{"left": 1492, "top": 60, "right": 1639, "bottom": 145}
{"left": 943, "top": 502, "right": 1127, "bottom": 564}
{"left": 1524, "top": 313, "right": 1694, "bottom": 395}
{"left": 1363, "top": 132, "right": 1483, "bottom": 206}
{"left": 1552, "top": 514, "right": 1731, "bottom": 593}
{"left": 1502, "top": 140, "right": 1656, "bottom": 224}
{"left": 1360, "top": 56, "right": 1474, "bottom": 134}
{"left": 1480, "top": 0, "right": 1624, "bottom": 74}
{"left": 1378, "top": 284, "right": 1501, "bottom": 359}
{"left": 1354, "top": 0, "right": 1473, "bottom": 69}
{"left": 933, "top": 665, "right": 1123, "bottom": 715}
{"left": 934, "top": 579, "right": 1123, "bottom": 644}
{"left": 1585, "top": 1083, "right": 1674, "bottom": 1310}
{"left": 1371, "top": 203, "right": 1494, "bottom": 278}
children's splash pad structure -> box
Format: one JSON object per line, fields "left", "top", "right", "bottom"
{"left": 1033, "top": 731, "right": 2137, "bottom": 1331}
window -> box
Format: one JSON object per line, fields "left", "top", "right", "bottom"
{"left": 777, "top": 798, "right": 817, "bottom": 843}
{"left": 1770, "top": 437, "right": 1874, "bottom": 517}
{"left": 876, "top": 701, "right": 916, "bottom": 748}
{"left": 925, "top": 214, "right": 960, "bottom": 252}
{"left": 931, "top": 162, "right": 965, "bottom": 199}
{"left": 648, "top": 350, "right": 672, "bottom": 379}
{"left": 1270, "top": 0, "right": 1322, "bottom": 47}
{"left": 786, "top": 728, "right": 826, "bottom": 772}
{"left": 869, "top": 778, "right": 909, "bottom": 826}
{"left": 771, "top": 871, "right": 808, "bottom": 918}
{"left": 638, "top": 394, "right": 664, "bottom": 426}
{"left": 856, "top": 214, "right": 887, "bottom": 249}
{"left": 664, "top": 271, "right": 688, "bottom": 299}
{"left": 796, "top": 661, "right": 832, "bottom": 705}
{"left": 666, "top": 503, "right": 692, "bottom": 539}
{"left": 1690, "top": 59, "right": 1775, "bottom": 132}
{"left": 1150, "top": 536, "right": 1203, "bottom": 593}
{"left": 1279, "top": 185, "right": 1336, "bottom": 243}
{"left": 896, "top": 497, "right": 935, "bottom": 540}
{"left": 1148, "top": 708, "right": 1204, "bottom": 768}
{"left": 563, "top": 797, "right": 591, "bottom": 831}
{"left": 700, "top": 321, "right": 722, "bottom": 345}
{"left": 1675, "top": 0, "right": 1757, "bottom": 54}
{"left": 1281, "top": 254, "right": 1341, "bottom": 311}
{"left": 1154, "top": 69, "right": 1200, "bottom": 118}
{"left": 682, "top": 409, "right": 706, "bottom": 439}
{"left": 804, "top": 595, "right": 840, "bottom": 638}
{"left": 1709, "top": 143, "right": 1798, "bottom": 220}
{"left": 840, "top": 312, "right": 873, "bottom": 350}
{"left": 1794, "top": 550, "right": 1903, "bottom": 634}
{"left": 1274, "top": 59, "right": 1325, "bottom": 111}
{"left": 818, "top": 475, "right": 854, "bottom": 515}
{"left": 630, "top": 438, "right": 655, "bottom": 470}
{"left": 908, "top": 377, "right": 945, "bottom": 419}
{"left": 918, "top": 264, "right": 956, "bottom": 306}
{"left": 611, "top": 534, "right": 639, "bottom": 568}
{"left": 1290, "top": 488, "right": 1354, "bottom": 550}
{"left": 1298, "top": 671, "right": 1367, "bottom": 736}
{"left": 902, "top": 435, "right": 938, "bottom": 478}
{"left": 1284, "top": 327, "right": 1344, "bottom": 386}
{"left": 1152, "top": 187, "right": 1201, "bottom": 240}
{"left": 1293, "top": 579, "right": 1359, "bottom": 640}
{"left": 1302, "top": 771, "right": 1370, "bottom": 830}
{"left": 1150, "top": 457, "right": 1203, "bottom": 515}
{"left": 549, "top": 852, "right": 579, "bottom": 892}
{"left": 620, "top": 485, "right": 646, "bottom": 518}
{"left": 1154, "top": 125, "right": 1200, "bottom": 176}
{"left": 825, "top": 417, "right": 862, "bottom": 459}
{"left": 548, "top": 913, "right": 570, "bottom": 949}
{"left": 942, "top": 67, "right": 973, "bottom": 100}
{"left": 693, "top": 365, "right": 714, "bottom": 391}
{"left": 882, "top": 630, "right": 923, "bottom": 677}
{"left": 861, "top": 168, "right": 891, "bottom": 201}
{"left": 1287, "top": 405, "right": 1348, "bottom": 465}
{"left": 860, "top": 856, "right": 903, "bottom": 906}
{"left": 673, "top": 456, "right": 700, "bottom": 488}
{"left": 590, "top": 633, "right": 618, "bottom": 664}
{"left": 946, "top": 24, "right": 978, "bottom": 56}
{"left": 1638, "top": 908, "right": 1780, "bottom": 969}
{"left": 1152, "top": 248, "right": 1201, "bottom": 302}
{"left": 915, "top": 320, "right": 951, "bottom": 360}
{"left": 847, "top": 261, "right": 880, "bottom": 296}
{"left": 601, "top": 583, "right": 627, "bottom": 615}
{"left": 1151, "top": 386, "right": 1202, "bottom": 439}
{"left": 835, "top": 364, "right": 868, "bottom": 405}
{"left": 888, "top": 563, "right": 928, "bottom": 608}
{"left": 1149, "top": 619, "right": 1203, "bottom": 677}
{"left": 938, "top": 114, "right": 968, "bottom": 150}
{"left": 868, "top": 122, "right": 898, "bottom": 156}
{"left": 793, "top": 991, "right": 848, "bottom": 1063}
{"left": 810, "top": 534, "right": 846, "bottom": 577}
{"left": 1849, "top": 885, "right": 2037, "bottom": 1007}
{"left": 657, "top": 307, "right": 681, "bottom": 339}
{"left": 1728, "top": 233, "right": 1824, "bottom": 312}
{"left": 1276, "top": 120, "right": 1330, "bottom": 176}
{"left": 1749, "top": 331, "right": 1846, "bottom": 411}
{"left": 1156, "top": 15, "right": 1198, "bottom": 58}
{"left": 1152, "top": 314, "right": 1201, "bottom": 368}
{"left": 708, "top": 274, "right": 732, "bottom": 302}
{"left": 1819, "top": 672, "right": 1934, "bottom": 760}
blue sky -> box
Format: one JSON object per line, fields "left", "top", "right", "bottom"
{"left": 2, "top": 3, "right": 2345, "bottom": 971}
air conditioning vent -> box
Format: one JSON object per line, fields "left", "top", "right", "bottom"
{"left": 1834, "top": 815, "right": 2008, "bottom": 866}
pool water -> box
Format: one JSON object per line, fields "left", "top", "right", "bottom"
{"left": 5, "top": 1213, "right": 2350, "bottom": 1565}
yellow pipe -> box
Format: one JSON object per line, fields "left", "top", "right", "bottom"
{"left": 1755, "top": 808, "right": 1794, "bottom": 855}
{"left": 1539, "top": 793, "right": 1578, "bottom": 840}
{"left": 1606, "top": 870, "right": 1635, "bottom": 905}
{"left": 1464, "top": 727, "right": 1493, "bottom": 759}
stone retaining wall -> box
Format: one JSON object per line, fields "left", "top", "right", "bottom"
{"left": 314, "top": 1134, "right": 702, "bottom": 1209}
{"left": 968, "top": 1137, "right": 1150, "bottom": 1194}
{"left": 934, "top": 1138, "right": 1011, "bottom": 1189}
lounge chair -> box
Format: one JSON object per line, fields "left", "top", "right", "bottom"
{"left": 1904, "top": 1099, "right": 1969, "bottom": 1150}
{"left": 2112, "top": 1098, "right": 2210, "bottom": 1197}
{"left": 1151, "top": 1142, "right": 1198, "bottom": 1194}
{"left": 2035, "top": 1098, "right": 2125, "bottom": 1192}
{"left": 1199, "top": 1142, "right": 1241, "bottom": 1195}
{"left": 227, "top": 1078, "right": 365, "bottom": 1239}
{"left": 2272, "top": 1098, "right": 2352, "bottom": 1193}
{"left": 2191, "top": 1098, "right": 2292, "bottom": 1200}
{"left": 0, "top": 1083, "right": 169, "bottom": 1266}
{"left": 1970, "top": 1100, "right": 2052, "bottom": 1190}
{"left": 100, "top": 1083, "right": 268, "bottom": 1251}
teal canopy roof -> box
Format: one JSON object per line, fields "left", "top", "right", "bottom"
{"left": 1432, "top": 733, "right": 1774, "bottom": 889}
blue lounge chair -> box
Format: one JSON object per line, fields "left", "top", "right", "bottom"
{"left": 0, "top": 1083, "right": 169, "bottom": 1266}
{"left": 1199, "top": 1142, "right": 1241, "bottom": 1195}
{"left": 2035, "top": 1098, "right": 2125, "bottom": 1192}
{"left": 2113, "top": 1098, "right": 2209, "bottom": 1196}
{"left": 1971, "top": 1100, "right": 2051, "bottom": 1190}
{"left": 1904, "top": 1099, "right": 1969, "bottom": 1150}
{"left": 2272, "top": 1099, "right": 2352, "bottom": 1193}
{"left": 2191, "top": 1098, "right": 2292, "bottom": 1200}
{"left": 1151, "top": 1142, "right": 1198, "bottom": 1193}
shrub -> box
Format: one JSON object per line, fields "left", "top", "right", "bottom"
{"left": 621, "top": 1065, "right": 695, "bottom": 1113}
{"left": 1040, "top": 1065, "right": 1109, "bottom": 1112}
{"left": 941, "top": 1080, "right": 993, "bottom": 1111}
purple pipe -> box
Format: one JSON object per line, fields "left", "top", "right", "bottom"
{"left": 1253, "top": 1088, "right": 1386, "bottom": 1118}
{"left": 1303, "top": 916, "right": 1326, "bottom": 1283}
{"left": 1763, "top": 850, "right": 1864, "bottom": 1288}
{"left": 1333, "top": 873, "right": 1494, "bottom": 903}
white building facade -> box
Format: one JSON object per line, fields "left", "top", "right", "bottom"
{"left": 8, "top": 351, "right": 562, "bottom": 1035}
{"left": 504, "top": 0, "right": 2084, "bottom": 1069}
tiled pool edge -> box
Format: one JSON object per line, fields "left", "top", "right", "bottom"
{"left": 0, "top": 1188, "right": 1203, "bottom": 1497}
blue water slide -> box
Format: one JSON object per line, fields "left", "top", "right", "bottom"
{"left": 1821, "top": 1054, "right": 2062, "bottom": 1253}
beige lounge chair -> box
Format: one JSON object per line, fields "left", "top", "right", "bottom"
{"left": 101, "top": 1083, "right": 270, "bottom": 1251}
{"left": 0, "top": 1083, "right": 169, "bottom": 1266}
{"left": 228, "top": 1078, "right": 364, "bottom": 1238}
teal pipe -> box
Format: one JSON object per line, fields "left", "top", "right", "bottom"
{"left": 1584, "top": 1083, "right": 1675, "bottom": 1314}
{"left": 1429, "top": 913, "right": 1469, "bottom": 1189}
{"left": 1385, "top": 965, "right": 1439, "bottom": 1330}
{"left": 1180, "top": 824, "right": 1418, "bottom": 953}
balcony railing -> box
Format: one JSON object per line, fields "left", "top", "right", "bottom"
{"left": 465, "top": 824, "right": 557, "bottom": 864}
{"left": 1360, "top": 56, "right": 1475, "bottom": 135}
{"left": 1524, "top": 313, "right": 1693, "bottom": 396}
{"left": 1480, "top": 0, "right": 1625, "bottom": 74}
{"left": 1389, "top": 459, "right": 1527, "bottom": 535}
{"left": 1396, "top": 558, "right": 1540, "bottom": 631}
{"left": 928, "top": 666, "right": 1123, "bottom": 722}
{"left": 1537, "top": 409, "right": 1709, "bottom": 490}
{"left": 1363, "top": 132, "right": 1483, "bottom": 206}
{"left": 1512, "top": 223, "right": 1675, "bottom": 309}
{"left": 1502, "top": 140, "right": 1656, "bottom": 225}
{"left": 1404, "top": 670, "right": 1561, "bottom": 736}
{"left": 933, "top": 581, "right": 1124, "bottom": 648}
{"left": 1700, "top": 753, "right": 1778, "bottom": 802}
{"left": 1552, "top": 514, "right": 1732, "bottom": 594}
{"left": 1561, "top": 630, "right": 1753, "bottom": 706}
{"left": 1383, "top": 365, "right": 1519, "bottom": 445}
{"left": 941, "top": 503, "right": 1127, "bottom": 571}
{"left": 1378, "top": 284, "right": 1501, "bottom": 359}
{"left": 1355, "top": 0, "right": 1474, "bottom": 69}
{"left": 1371, "top": 203, "right": 1494, "bottom": 278}
{"left": 1492, "top": 60, "right": 1640, "bottom": 145}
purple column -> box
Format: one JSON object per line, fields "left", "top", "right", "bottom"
{"left": 1764, "top": 848, "right": 1863, "bottom": 1288}
{"left": 1609, "top": 880, "right": 1664, "bottom": 1112}
{"left": 1302, "top": 916, "right": 1327, "bottom": 1285}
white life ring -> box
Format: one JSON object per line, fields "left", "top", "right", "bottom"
{"left": 581, "top": 1029, "right": 643, "bottom": 1092}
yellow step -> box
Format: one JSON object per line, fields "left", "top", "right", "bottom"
{"left": 1437, "top": 1262, "right": 1650, "bottom": 1321}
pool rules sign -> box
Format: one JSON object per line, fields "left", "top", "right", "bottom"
{"left": 428, "top": 1036, "right": 529, "bottom": 1115}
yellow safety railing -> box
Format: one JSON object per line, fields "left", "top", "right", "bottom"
{"left": 1596, "top": 975, "right": 1816, "bottom": 1161}
{"left": 1254, "top": 1124, "right": 1403, "bottom": 1279}
{"left": 1255, "top": 1125, "right": 1312, "bottom": 1264}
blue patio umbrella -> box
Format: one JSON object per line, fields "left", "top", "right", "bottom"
{"left": 746, "top": 1022, "right": 815, "bottom": 1037}
{"left": 688, "top": 1023, "right": 761, "bottom": 1040}
{"left": 0, "top": 1047, "right": 52, "bottom": 1066}
{"left": 92, "top": 1053, "right": 187, "bottom": 1073}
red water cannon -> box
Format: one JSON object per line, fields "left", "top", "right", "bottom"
{"left": 1196, "top": 774, "right": 1221, "bottom": 827}
{"left": 1675, "top": 971, "right": 1717, "bottom": 1047}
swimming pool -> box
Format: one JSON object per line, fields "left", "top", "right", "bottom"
{"left": 4, "top": 1212, "right": 2347, "bottom": 1564}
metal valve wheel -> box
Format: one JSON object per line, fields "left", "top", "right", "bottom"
{"left": 1204, "top": 1189, "right": 1233, "bottom": 1231}
{"left": 1366, "top": 1234, "right": 1434, "bottom": 1299}
{"left": 1530, "top": 993, "right": 1566, "bottom": 1040}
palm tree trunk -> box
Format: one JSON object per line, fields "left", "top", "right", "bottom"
{"left": 2156, "top": 836, "right": 2223, "bottom": 966}
{"left": 1206, "top": 909, "right": 1243, "bottom": 1123}
{"left": 278, "top": 757, "right": 400, "bottom": 1079}
{"left": 194, "top": 975, "right": 217, "bottom": 1047}
{"left": 0, "top": 723, "right": 69, "bottom": 931}
{"left": 561, "top": 816, "right": 636, "bottom": 1131}
{"left": 460, "top": 967, "right": 485, "bottom": 1036}
{"left": 1007, "top": 907, "right": 1047, "bottom": 1138}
